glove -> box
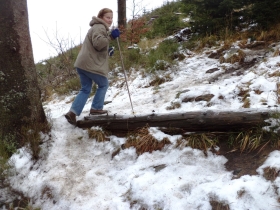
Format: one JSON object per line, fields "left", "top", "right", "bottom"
{"left": 111, "top": 29, "right": 120, "bottom": 39}
{"left": 108, "top": 47, "right": 114, "bottom": 56}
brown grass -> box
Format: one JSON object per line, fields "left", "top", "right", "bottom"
{"left": 210, "top": 200, "right": 230, "bottom": 210}
{"left": 219, "top": 49, "right": 246, "bottom": 64}
{"left": 242, "top": 98, "right": 251, "bottom": 108}
{"left": 237, "top": 87, "right": 251, "bottom": 108}
{"left": 20, "top": 120, "right": 52, "bottom": 160}
{"left": 237, "top": 189, "right": 246, "bottom": 198}
{"left": 166, "top": 101, "right": 181, "bottom": 110}
{"left": 137, "top": 37, "right": 165, "bottom": 53}
{"left": 262, "top": 167, "right": 279, "bottom": 181}
{"left": 88, "top": 128, "right": 110, "bottom": 142}
{"left": 276, "top": 83, "right": 280, "bottom": 104}
{"left": 235, "top": 129, "right": 264, "bottom": 153}
{"left": 123, "top": 125, "right": 171, "bottom": 155}
{"left": 177, "top": 133, "right": 218, "bottom": 152}
{"left": 257, "top": 24, "right": 280, "bottom": 42}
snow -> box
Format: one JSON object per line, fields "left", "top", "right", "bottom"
{"left": 4, "top": 42, "right": 280, "bottom": 209}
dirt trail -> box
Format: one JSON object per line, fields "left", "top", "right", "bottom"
{"left": 218, "top": 141, "right": 275, "bottom": 178}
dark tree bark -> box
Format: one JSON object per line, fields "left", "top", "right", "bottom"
{"left": 77, "top": 110, "right": 271, "bottom": 133}
{"left": 118, "top": 0, "right": 126, "bottom": 27}
{"left": 0, "top": 0, "right": 46, "bottom": 144}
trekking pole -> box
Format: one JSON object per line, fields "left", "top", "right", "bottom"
{"left": 116, "top": 37, "right": 135, "bottom": 115}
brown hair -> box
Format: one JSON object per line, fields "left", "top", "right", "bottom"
{"left": 97, "top": 8, "right": 113, "bottom": 18}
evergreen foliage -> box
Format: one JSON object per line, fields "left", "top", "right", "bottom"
{"left": 250, "top": 0, "right": 280, "bottom": 29}
{"left": 145, "top": 1, "right": 187, "bottom": 38}
{"left": 181, "top": 0, "right": 280, "bottom": 35}
{"left": 181, "top": 0, "right": 248, "bottom": 35}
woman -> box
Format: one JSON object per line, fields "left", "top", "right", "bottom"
{"left": 65, "top": 8, "right": 120, "bottom": 125}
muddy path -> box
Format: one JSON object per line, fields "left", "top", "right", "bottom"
{"left": 218, "top": 141, "right": 276, "bottom": 178}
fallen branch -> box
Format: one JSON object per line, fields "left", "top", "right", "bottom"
{"left": 76, "top": 110, "right": 271, "bottom": 132}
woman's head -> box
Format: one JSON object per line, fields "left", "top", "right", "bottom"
{"left": 98, "top": 8, "right": 113, "bottom": 27}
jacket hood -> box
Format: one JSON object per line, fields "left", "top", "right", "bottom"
{"left": 89, "top": 16, "right": 109, "bottom": 30}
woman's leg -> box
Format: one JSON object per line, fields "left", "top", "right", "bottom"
{"left": 80, "top": 72, "right": 109, "bottom": 110}
{"left": 70, "top": 68, "right": 93, "bottom": 116}
{"left": 91, "top": 75, "right": 109, "bottom": 110}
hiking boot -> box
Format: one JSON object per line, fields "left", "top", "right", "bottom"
{"left": 65, "top": 111, "right": 76, "bottom": 125}
{"left": 90, "top": 109, "right": 108, "bottom": 115}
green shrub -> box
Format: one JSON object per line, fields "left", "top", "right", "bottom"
{"left": 110, "top": 39, "right": 182, "bottom": 73}
{"left": 1, "top": 133, "right": 17, "bottom": 156}
{"left": 124, "top": 48, "right": 144, "bottom": 68}
{"left": 250, "top": 0, "right": 280, "bottom": 30}
{"left": 54, "top": 77, "right": 81, "bottom": 95}
{"left": 144, "top": 1, "right": 187, "bottom": 39}
{"left": 147, "top": 39, "right": 181, "bottom": 70}
{"left": 0, "top": 136, "right": 17, "bottom": 185}
{"left": 147, "top": 14, "right": 182, "bottom": 38}
{"left": 36, "top": 46, "right": 80, "bottom": 100}
{"left": 127, "top": 48, "right": 141, "bottom": 63}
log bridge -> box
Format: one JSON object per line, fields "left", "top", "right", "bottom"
{"left": 77, "top": 110, "right": 272, "bottom": 133}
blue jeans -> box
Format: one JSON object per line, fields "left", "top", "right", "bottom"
{"left": 70, "top": 68, "right": 109, "bottom": 116}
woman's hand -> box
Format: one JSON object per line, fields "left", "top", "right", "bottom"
{"left": 108, "top": 47, "right": 114, "bottom": 56}
{"left": 111, "top": 29, "right": 120, "bottom": 39}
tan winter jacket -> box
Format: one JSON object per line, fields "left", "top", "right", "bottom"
{"left": 74, "top": 16, "right": 112, "bottom": 77}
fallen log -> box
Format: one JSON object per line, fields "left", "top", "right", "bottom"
{"left": 76, "top": 110, "right": 271, "bottom": 132}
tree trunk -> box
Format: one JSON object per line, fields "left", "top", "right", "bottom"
{"left": 118, "top": 0, "right": 126, "bottom": 27}
{"left": 0, "top": 0, "right": 46, "bottom": 144}
{"left": 77, "top": 110, "right": 271, "bottom": 133}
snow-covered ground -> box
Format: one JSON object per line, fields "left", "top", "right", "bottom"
{"left": 4, "top": 42, "right": 280, "bottom": 209}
